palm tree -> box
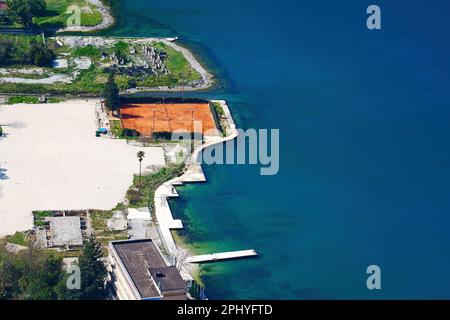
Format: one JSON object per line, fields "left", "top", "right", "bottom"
{"left": 137, "top": 151, "right": 145, "bottom": 192}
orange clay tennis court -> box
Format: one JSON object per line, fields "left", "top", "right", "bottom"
{"left": 120, "top": 103, "right": 218, "bottom": 136}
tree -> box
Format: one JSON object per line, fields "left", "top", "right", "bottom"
{"left": 0, "top": 37, "right": 55, "bottom": 67}
{"left": 170, "top": 245, "right": 190, "bottom": 272}
{"left": 0, "top": 251, "right": 18, "bottom": 299}
{"left": 22, "top": 255, "right": 62, "bottom": 300}
{"left": 137, "top": 151, "right": 145, "bottom": 193}
{"left": 28, "top": 40, "right": 55, "bottom": 67}
{"left": 103, "top": 71, "right": 120, "bottom": 115}
{"left": 76, "top": 235, "right": 108, "bottom": 300}
{"left": 0, "top": 244, "right": 67, "bottom": 300}
{"left": 6, "top": 0, "right": 46, "bottom": 27}
{"left": 114, "top": 41, "right": 129, "bottom": 64}
{"left": 0, "top": 39, "right": 13, "bottom": 66}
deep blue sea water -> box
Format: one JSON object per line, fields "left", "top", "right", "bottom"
{"left": 105, "top": 0, "right": 450, "bottom": 299}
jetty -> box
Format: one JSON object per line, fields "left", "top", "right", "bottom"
{"left": 187, "top": 249, "right": 258, "bottom": 263}
{"left": 154, "top": 100, "right": 239, "bottom": 255}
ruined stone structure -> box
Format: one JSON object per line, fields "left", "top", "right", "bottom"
{"left": 142, "top": 45, "right": 169, "bottom": 75}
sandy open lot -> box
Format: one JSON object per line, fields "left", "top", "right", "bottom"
{"left": 0, "top": 100, "right": 165, "bottom": 237}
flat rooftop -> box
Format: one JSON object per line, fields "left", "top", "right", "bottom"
{"left": 47, "top": 216, "right": 83, "bottom": 247}
{"left": 120, "top": 103, "right": 218, "bottom": 137}
{"left": 111, "top": 239, "right": 185, "bottom": 299}
{"left": 149, "top": 266, "right": 186, "bottom": 294}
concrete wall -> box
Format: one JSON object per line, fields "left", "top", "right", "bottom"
{"left": 108, "top": 246, "right": 141, "bottom": 300}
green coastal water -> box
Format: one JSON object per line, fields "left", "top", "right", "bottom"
{"left": 103, "top": 0, "right": 450, "bottom": 299}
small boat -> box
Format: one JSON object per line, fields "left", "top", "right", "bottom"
{"left": 166, "top": 37, "right": 178, "bottom": 42}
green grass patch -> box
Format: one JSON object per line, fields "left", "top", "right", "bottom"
{"left": 63, "top": 65, "right": 107, "bottom": 93}
{"left": 46, "top": 97, "right": 64, "bottom": 103}
{"left": 150, "top": 42, "right": 202, "bottom": 85}
{"left": 80, "top": 10, "right": 103, "bottom": 27}
{"left": 89, "top": 210, "right": 128, "bottom": 245}
{"left": 33, "top": 211, "right": 53, "bottom": 219}
{"left": 210, "top": 101, "right": 227, "bottom": 136}
{"left": 127, "top": 164, "right": 185, "bottom": 209}
{"left": 72, "top": 45, "right": 102, "bottom": 59}
{"left": 138, "top": 74, "right": 179, "bottom": 88}
{"left": 7, "top": 96, "right": 40, "bottom": 104}
{"left": 109, "top": 119, "right": 123, "bottom": 138}
{"left": 34, "top": 0, "right": 103, "bottom": 28}
{"left": 5, "top": 232, "right": 28, "bottom": 246}
{"left": 33, "top": 210, "right": 53, "bottom": 227}
{"left": 89, "top": 210, "right": 113, "bottom": 231}
{"left": 114, "top": 41, "right": 129, "bottom": 54}
{"left": 212, "top": 101, "right": 225, "bottom": 117}
{"left": 6, "top": 96, "right": 64, "bottom": 104}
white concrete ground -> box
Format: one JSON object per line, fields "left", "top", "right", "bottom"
{"left": 0, "top": 100, "right": 165, "bottom": 237}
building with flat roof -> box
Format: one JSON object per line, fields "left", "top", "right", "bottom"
{"left": 35, "top": 216, "right": 84, "bottom": 250}
{"left": 109, "top": 239, "right": 187, "bottom": 300}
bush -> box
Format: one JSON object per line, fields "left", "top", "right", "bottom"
{"left": 7, "top": 96, "right": 39, "bottom": 104}
{"left": 0, "top": 37, "right": 55, "bottom": 67}
{"left": 0, "top": 245, "right": 66, "bottom": 300}
{"left": 0, "top": 39, "right": 13, "bottom": 65}
{"left": 126, "top": 188, "right": 143, "bottom": 206}
{"left": 46, "top": 97, "right": 63, "bottom": 103}
{"left": 6, "top": 0, "right": 46, "bottom": 27}
{"left": 127, "top": 164, "right": 185, "bottom": 209}
{"left": 73, "top": 45, "right": 102, "bottom": 59}
{"left": 109, "top": 120, "right": 123, "bottom": 138}
{"left": 28, "top": 41, "right": 55, "bottom": 67}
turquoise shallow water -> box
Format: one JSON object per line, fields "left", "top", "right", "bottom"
{"left": 104, "top": 0, "right": 450, "bottom": 299}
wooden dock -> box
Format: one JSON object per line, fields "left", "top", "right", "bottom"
{"left": 187, "top": 249, "right": 258, "bottom": 263}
